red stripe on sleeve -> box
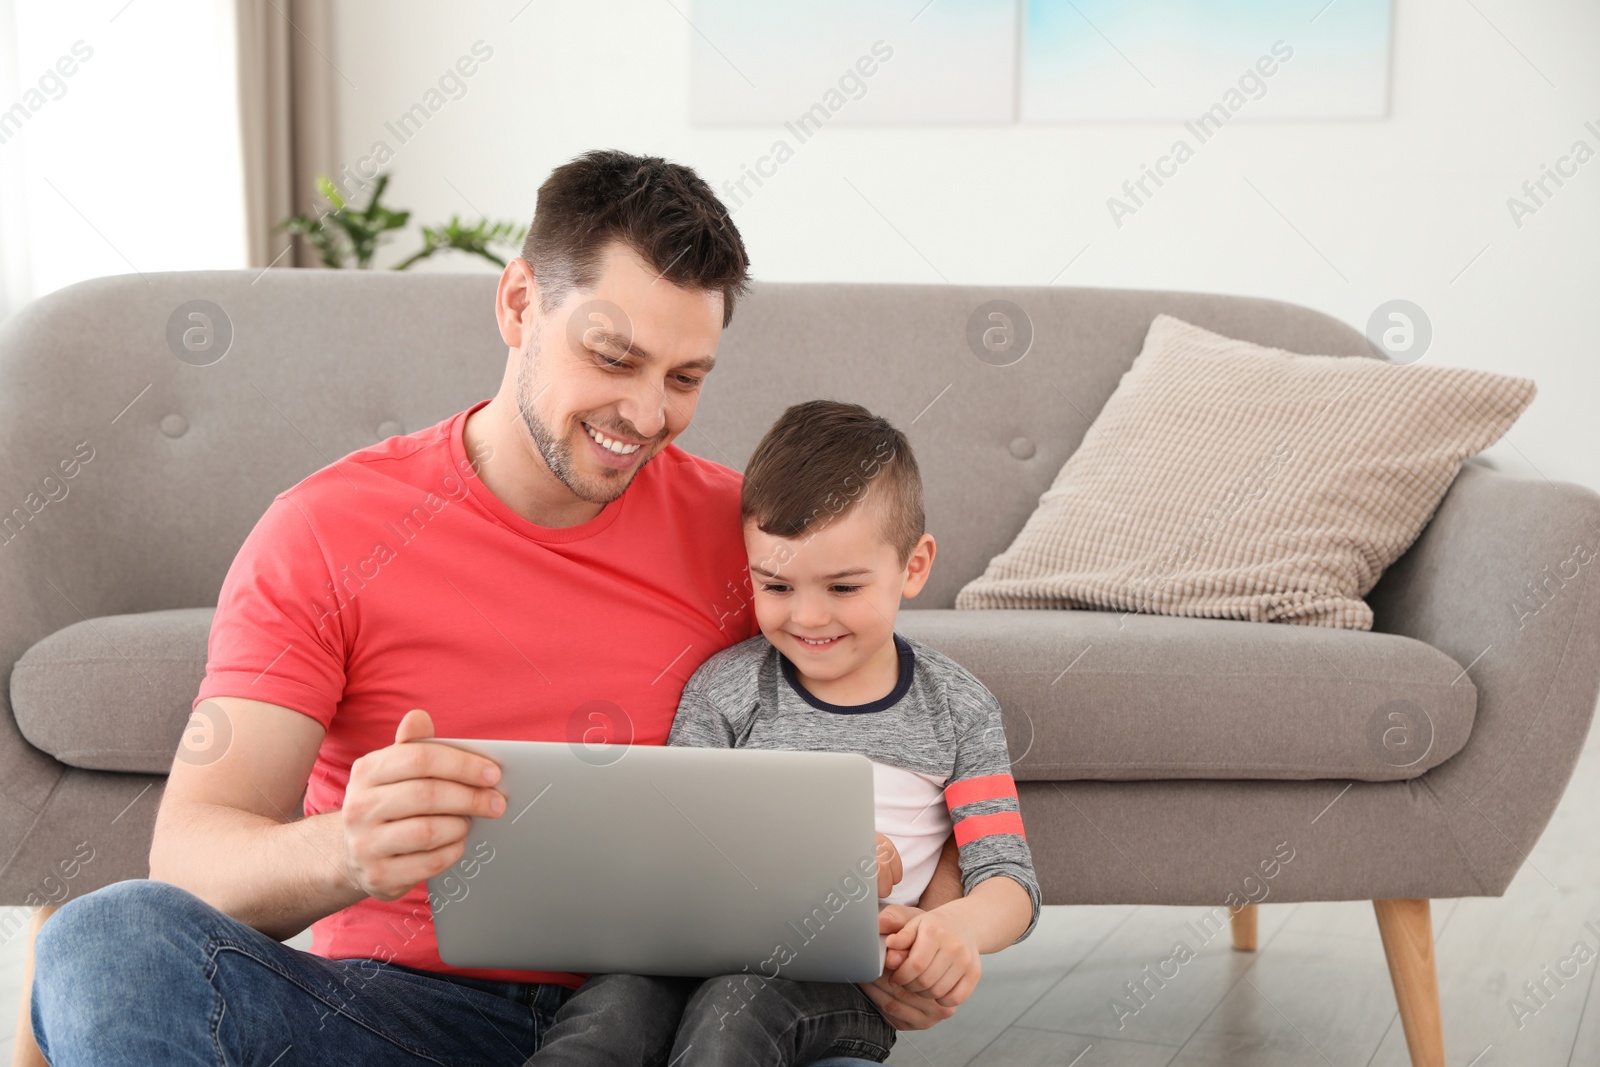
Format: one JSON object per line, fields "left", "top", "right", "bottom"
{"left": 944, "top": 773, "right": 1018, "bottom": 810}
{"left": 953, "top": 811, "right": 1026, "bottom": 848}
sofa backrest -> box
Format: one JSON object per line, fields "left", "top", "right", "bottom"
{"left": 0, "top": 270, "right": 1373, "bottom": 666}
{"left": 701, "top": 281, "right": 1372, "bottom": 607}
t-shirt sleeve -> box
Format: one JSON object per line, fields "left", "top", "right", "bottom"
{"left": 944, "top": 681, "right": 1042, "bottom": 943}
{"left": 666, "top": 660, "right": 736, "bottom": 749}
{"left": 194, "top": 493, "right": 347, "bottom": 729}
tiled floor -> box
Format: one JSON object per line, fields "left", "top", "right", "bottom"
{"left": 883, "top": 705, "right": 1600, "bottom": 1067}
{"left": 5, "top": 708, "right": 1597, "bottom": 1066}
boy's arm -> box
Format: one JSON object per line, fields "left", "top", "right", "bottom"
{"left": 882, "top": 677, "right": 1042, "bottom": 1002}
{"left": 937, "top": 683, "right": 1042, "bottom": 943}
{"left": 919, "top": 870, "right": 1032, "bottom": 953}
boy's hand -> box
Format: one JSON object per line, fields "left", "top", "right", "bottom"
{"left": 859, "top": 905, "right": 966, "bottom": 1030}
{"left": 883, "top": 904, "right": 982, "bottom": 1004}
{"left": 874, "top": 833, "right": 903, "bottom": 898}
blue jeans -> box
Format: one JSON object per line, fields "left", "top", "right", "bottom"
{"left": 31, "top": 879, "right": 574, "bottom": 1065}
{"left": 531, "top": 971, "right": 896, "bottom": 1065}
{"left": 31, "top": 878, "right": 889, "bottom": 1066}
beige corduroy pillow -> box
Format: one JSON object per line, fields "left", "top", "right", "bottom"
{"left": 955, "top": 314, "right": 1537, "bottom": 629}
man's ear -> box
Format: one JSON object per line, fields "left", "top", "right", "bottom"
{"left": 900, "top": 534, "right": 937, "bottom": 599}
{"left": 495, "top": 257, "right": 537, "bottom": 350}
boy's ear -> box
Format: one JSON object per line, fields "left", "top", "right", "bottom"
{"left": 900, "top": 534, "right": 937, "bottom": 599}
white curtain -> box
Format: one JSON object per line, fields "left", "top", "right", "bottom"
{"left": 234, "top": 0, "right": 340, "bottom": 269}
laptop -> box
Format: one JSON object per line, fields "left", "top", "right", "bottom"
{"left": 419, "top": 738, "right": 888, "bottom": 983}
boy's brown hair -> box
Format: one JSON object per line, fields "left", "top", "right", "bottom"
{"left": 741, "top": 400, "right": 924, "bottom": 565}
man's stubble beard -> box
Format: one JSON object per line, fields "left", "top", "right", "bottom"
{"left": 514, "top": 319, "right": 656, "bottom": 507}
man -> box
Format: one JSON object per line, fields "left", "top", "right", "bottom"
{"left": 31, "top": 150, "right": 971, "bottom": 1065}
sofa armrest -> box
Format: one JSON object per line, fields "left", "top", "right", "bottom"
{"left": 1366, "top": 462, "right": 1600, "bottom": 894}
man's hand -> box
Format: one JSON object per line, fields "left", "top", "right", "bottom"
{"left": 340, "top": 709, "right": 506, "bottom": 901}
{"left": 874, "top": 832, "right": 903, "bottom": 898}
{"left": 858, "top": 905, "right": 971, "bottom": 1030}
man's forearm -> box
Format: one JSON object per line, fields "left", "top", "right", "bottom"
{"left": 915, "top": 832, "right": 965, "bottom": 911}
{"left": 149, "top": 802, "right": 366, "bottom": 941}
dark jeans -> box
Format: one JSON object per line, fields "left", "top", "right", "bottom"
{"left": 31, "top": 879, "right": 576, "bottom": 1066}
{"left": 531, "top": 971, "right": 897, "bottom": 1066}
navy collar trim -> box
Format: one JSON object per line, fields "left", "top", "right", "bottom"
{"left": 779, "top": 633, "right": 914, "bottom": 715}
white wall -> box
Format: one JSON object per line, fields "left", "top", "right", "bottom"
{"left": 329, "top": 0, "right": 1599, "bottom": 489}
{"left": 0, "top": 0, "right": 244, "bottom": 316}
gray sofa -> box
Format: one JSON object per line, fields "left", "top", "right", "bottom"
{"left": 3, "top": 270, "right": 1598, "bottom": 1067}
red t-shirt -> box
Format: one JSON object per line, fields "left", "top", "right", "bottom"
{"left": 195, "top": 400, "right": 758, "bottom": 987}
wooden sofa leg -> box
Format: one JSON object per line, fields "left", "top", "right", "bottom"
{"left": 1373, "top": 899, "right": 1445, "bottom": 1067}
{"left": 1230, "top": 902, "right": 1258, "bottom": 951}
{"left": 11, "top": 905, "right": 57, "bottom": 1067}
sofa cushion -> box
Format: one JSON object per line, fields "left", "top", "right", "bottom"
{"left": 12, "top": 608, "right": 214, "bottom": 773}
{"left": 14, "top": 605, "right": 1475, "bottom": 783}
{"left": 955, "top": 314, "right": 1536, "bottom": 628}
{"left": 898, "top": 608, "right": 1475, "bottom": 782}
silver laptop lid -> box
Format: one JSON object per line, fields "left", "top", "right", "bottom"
{"left": 421, "top": 739, "right": 886, "bottom": 983}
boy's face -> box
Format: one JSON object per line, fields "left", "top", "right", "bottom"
{"left": 744, "top": 498, "right": 935, "bottom": 685}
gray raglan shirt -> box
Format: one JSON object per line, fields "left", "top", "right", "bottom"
{"left": 667, "top": 632, "right": 1041, "bottom": 943}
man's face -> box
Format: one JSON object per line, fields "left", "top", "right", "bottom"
{"left": 515, "top": 241, "right": 724, "bottom": 505}
{"left": 744, "top": 501, "right": 933, "bottom": 684}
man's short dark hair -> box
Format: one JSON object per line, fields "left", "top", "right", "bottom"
{"left": 521, "top": 149, "right": 751, "bottom": 327}
{"left": 741, "top": 400, "right": 924, "bottom": 566}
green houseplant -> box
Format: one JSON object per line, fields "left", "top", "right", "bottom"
{"left": 278, "top": 173, "right": 526, "bottom": 270}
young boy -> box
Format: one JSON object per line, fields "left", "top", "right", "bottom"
{"left": 532, "top": 400, "right": 1041, "bottom": 1066}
